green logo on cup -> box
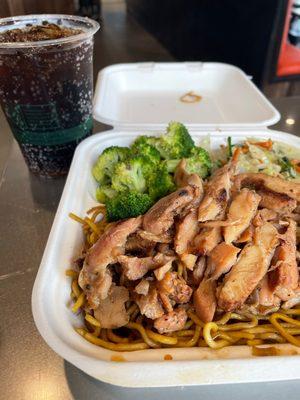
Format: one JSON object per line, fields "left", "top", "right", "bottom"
{"left": 5, "top": 102, "right": 92, "bottom": 145}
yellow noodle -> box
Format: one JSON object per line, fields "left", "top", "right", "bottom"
{"left": 93, "top": 327, "right": 101, "bottom": 337}
{"left": 183, "top": 320, "right": 194, "bottom": 329}
{"left": 65, "top": 269, "right": 79, "bottom": 278}
{"left": 146, "top": 329, "right": 178, "bottom": 345}
{"left": 218, "top": 316, "right": 258, "bottom": 331}
{"left": 131, "top": 308, "right": 140, "bottom": 322}
{"left": 126, "top": 322, "right": 160, "bottom": 348}
{"left": 85, "top": 314, "right": 101, "bottom": 327}
{"left": 187, "top": 311, "right": 205, "bottom": 327}
{"left": 71, "top": 279, "right": 81, "bottom": 299}
{"left": 89, "top": 231, "right": 98, "bottom": 245}
{"left": 101, "top": 329, "right": 108, "bottom": 341}
{"left": 281, "top": 309, "right": 300, "bottom": 315}
{"left": 177, "top": 325, "right": 201, "bottom": 347}
{"left": 203, "top": 322, "right": 231, "bottom": 349}
{"left": 72, "top": 292, "right": 85, "bottom": 313}
{"left": 76, "top": 329, "right": 148, "bottom": 351}
{"left": 247, "top": 339, "right": 263, "bottom": 346}
{"left": 252, "top": 346, "right": 281, "bottom": 356}
{"left": 213, "top": 332, "right": 237, "bottom": 343}
{"left": 256, "top": 333, "right": 285, "bottom": 343}
{"left": 127, "top": 304, "right": 138, "bottom": 316}
{"left": 230, "top": 313, "right": 248, "bottom": 321}
{"left": 177, "top": 262, "right": 183, "bottom": 277}
{"left": 270, "top": 313, "right": 300, "bottom": 346}
{"left": 87, "top": 205, "right": 106, "bottom": 214}
{"left": 107, "top": 330, "right": 130, "bottom": 343}
{"left": 175, "top": 330, "right": 195, "bottom": 337}
{"left": 225, "top": 331, "right": 255, "bottom": 341}
{"left": 84, "top": 217, "right": 101, "bottom": 236}
{"left": 69, "top": 212, "right": 86, "bottom": 224}
{"left": 215, "top": 313, "right": 231, "bottom": 325}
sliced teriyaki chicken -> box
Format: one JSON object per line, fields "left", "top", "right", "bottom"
{"left": 193, "top": 226, "right": 222, "bottom": 255}
{"left": 157, "top": 271, "right": 193, "bottom": 304}
{"left": 234, "top": 172, "right": 300, "bottom": 203}
{"left": 192, "top": 256, "right": 207, "bottom": 285}
{"left": 235, "top": 225, "right": 254, "bottom": 244}
{"left": 218, "top": 222, "right": 279, "bottom": 312}
{"left": 135, "top": 286, "right": 164, "bottom": 319}
{"left": 258, "top": 275, "right": 280, "bottom": 307}
{"left": 174, "top": 209, "right": 199, "bottom": 255}
{"left": 282, "top": 286, "right": 300, "bottom": 309}
{"left": 207, "top": 242, "right": 240, "bottom": 280}
{"left": 143, "top": 185, "right": 199, "bottom": 237}
{"left": 125, "top": 232, "right": 156, "bottom": 255}
{"left": 193, "top": 279, "right": 217, "bottom": 322}
{"left": 223, "top": 188, "right": 261, "bottom": 243}
{"left": 234, "top": 173, "right": 300, "bottom": 214}
{"left": 135, "top": 279, "right": 150, "bottom": 296}
{"left": 117, "top": 255, "right": 157, "bottom": 280}
{"left": 79, "top": 216, "right": 142, "bottom": 308}
{"left": 174, "top": 159, "right": 204, "bottom": 189}
{"left": 269, "top": 219, "right": 299, "bottom": 301}
{"left": 94, "top": 285, "right": 129, "bottom": 329}
{"left": 252, "top": 208, "right": 277, "bottom": 227}
{"left": 257, "top": 188, "right": 297, "bottom": 214}
{"left": 154, "top": 308, "right": 188, "bottom": 334}
{"left": 198, "top": 160, "right": 236, "bottom": 222}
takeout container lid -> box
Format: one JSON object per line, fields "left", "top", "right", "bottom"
{"left": 93, "top": 62, "right": 280, "bottom": 131}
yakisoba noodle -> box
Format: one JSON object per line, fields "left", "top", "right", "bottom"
{"left": 67, "top": 206, "right": 300, "bottom": 354}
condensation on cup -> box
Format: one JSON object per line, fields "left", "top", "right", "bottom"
{"left": 0, "top": 15, "right": 99, "bottom": 177}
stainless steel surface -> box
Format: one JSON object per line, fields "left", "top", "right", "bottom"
{"left": 1, "top": 2, "right": 300, "bottom": 398}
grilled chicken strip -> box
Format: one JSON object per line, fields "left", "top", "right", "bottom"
{"left": 193, "top": 278, "right": 217, "bottom": 322}
{"left": 117, "top": 255, "right": 157, "bottom": 280}
{"left": 269, "top": 219, "right": 298, "bottom": 301}
{"left": 234, "top": 173, "right": 300, "bottom": 213}
{"left": 174, "top": 159, "right": 204, "bottom": 189}
{"left": 79, "top": 216, "right": 142, "bottom": 308}
{"left": 198, "top": 161, "right": 236, "bottom": 222}
{"left": 135, "top": 286, "right": 164, "bottom": 319}
{"left": 154, "top": 308, "right": 187, "bottom": 334}
{"left": 174, "top": 209, "right": 199, "bottom": 255}
{"left": 258, "top": 275, "right": 280, "bottom": 307}
{"left": 234, "top": 173, "right": 300, "bottom": 202}
{"left": 282, "top": 286, "right": 300, "bottom": 309}
{"left": 223, "top": 189, "right": 261, "bottom": 243}
{"left": 157, "top": 271, "right": 193, "bottom": 304}
{"left": 94, "top": 285, "right": 129, "bottom": 329}
{"left": 143, "top": 185, "right": 199, "bottom": 237}
{"left": 218, "top": 222, "right": 279, "bottom": 311}
{"left": 207, "top": 242, "right": 240, "bottom": 280}
{"left": 193, "top": 226, "right": 222, "bottom": 255}
{"left": 257, "top": 189, "right": 297, "bottom": 214}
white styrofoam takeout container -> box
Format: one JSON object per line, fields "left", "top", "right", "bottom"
{"left": 32, "top": 63, "right": 300, "bottom": 387}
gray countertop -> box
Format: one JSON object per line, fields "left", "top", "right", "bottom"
{"left": 1, "top": 96, "right": 300, "bottom": 399}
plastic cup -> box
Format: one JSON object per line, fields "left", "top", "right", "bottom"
{"left": 0, "top": 15, "right": 99, "bottom": 177}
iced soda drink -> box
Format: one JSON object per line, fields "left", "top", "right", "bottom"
{"left": 0, "top": 15, "right": 99, "bottom": 177}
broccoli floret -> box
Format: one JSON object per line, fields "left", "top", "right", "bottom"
{"left": 166, "top": 146, "right": 212, "bottom": 178}
{"left": 111, "top": 156, "right": 154, "bottom": 193}
{"left": 131, "top": 136, "right": 161, "bottom": 164}
{"left": 106, "top": 191, "right": 154, "bottom": 221}
{"left": 92, "top": 146, "right": 130, "bottom": 184}
{"left": 156, "top": 121, "right": 195, "bottom": 159}
{"left": 148, "top": 164, "right": 176, "bottom": 201}
{"left": 184, "top": 146, "right": 212, "bottom": 178}
{"left": 95, "top": 185, "right": 117, "bottom": 203}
